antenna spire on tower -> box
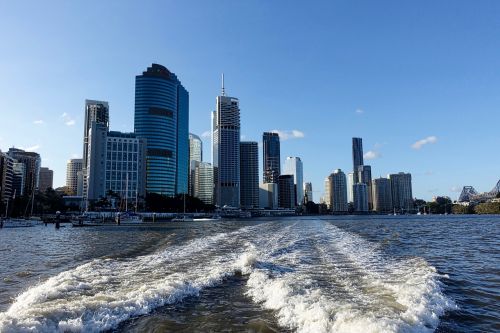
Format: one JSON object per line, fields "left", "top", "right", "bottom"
{"left": 221, "top": 73, "right": 225, "bottom": 96}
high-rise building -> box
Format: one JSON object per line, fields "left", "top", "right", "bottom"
{"left": 212, "top": 76, "right": 240, "bottom": 208}
{"left": 327, "top": 169, "right": 348, "bottom": 212}
{"left": 0, "top": 151, "right": 14, "bottom": 203}
{"left": 389, "top": 172, "right": 413, "bottom": 213}
{"left": 278, "top": 174, "right": 295, "bottom": 209}
{"left": 11, "top": 162, "right": 25, "bottom": 197}
{"left": 240, "top": 141, "right": 259, "bottom": 208}
{"left": 284, "top": 157, "right": 304, "bottom": 206}
{"left": 85, "top": 123, "right": 147, "bottom": 203}
{"left": 7, "top": 148, "right": 41, "bottom": 197}
{"left": 303, "top": 182, "right": 313, "bottom": 203}
{"left": 347, "top": 172, "right": 354, "bottom": 203}
{"left": 372, "top": 177, "right": 393, "bottom": 213}
{"left": 352, "top": 137, "right": 363, "bottom": 183}
{"left": 263, "top": 132, "right": 280, "bottom": 183}
{"left": 134, "top": 64, "right": 189, "bottom": 195}
{"left": 66, "top": 158, "right": 83, "bottom": 195}
{"left": 189, "top": 133, "right": 202, "bottom": 195}
{"left": 357, "top": 165, "right": 373, "bottom": 209}
{"left": 259, "top": 183, "right": 278, "bottom": 209}
{"left": 324, "top": 177, "right": 331, "bottom": 209}
{"left": 353, "top": 183, "right": 369, "bottom": 212}
{"left": 193, "top": 162, "right": 214, "bottom": 205}
{"left": 39, "top": 167, "right": 53, "bottom": 192}
{"left": 83, "top": 100, "right": 109, "bottom": 197}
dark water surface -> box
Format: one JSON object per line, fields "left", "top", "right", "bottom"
{"left": 0, "top": 215, "right": 498, "bottom": 332}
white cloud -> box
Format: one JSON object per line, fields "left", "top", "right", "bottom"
{"left": 201, "top": 131, "right": 211, "bottom": 138}
{"left": 61, "top": 113, "right": 76, "bottom": 126}
{"left": 71, "top": 153, "right": 80, "bottom": 158}
{"left": 240, "top": 134, "right": 247, "bottom": 140}
{"left": 450, "top": 186, "right": 462, "bottom": 193}
{"left": 364, "top": 150, "right": 381, "bottom": 160}
{"left": 270, "top": 129, "right": 305, "bottom": 140}
{"left": 355, "top": 109, "right": 364, "bottom": 114}
{"left": 411, "top": 136, "right": 437, "bottom": 150}
{"left": 33, "top": 120, "right": 44, "bottom": 125}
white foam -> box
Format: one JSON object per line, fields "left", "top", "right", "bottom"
{"left": 0, "top": 229, "right": 252, "bottom": 332}
{"left": 243, "top": 220, "right": 456, "bottom": 333}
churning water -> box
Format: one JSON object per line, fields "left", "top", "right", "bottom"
{"left": 0, "top": 215, "right": 498, "bottom": 332}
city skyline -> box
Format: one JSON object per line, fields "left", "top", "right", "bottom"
{"left": 1, "top": 1, "right": 499, "bottom": 200}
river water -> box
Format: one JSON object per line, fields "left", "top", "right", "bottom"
{"left": 0, "top": 215, "right": 498, "bottom": 332}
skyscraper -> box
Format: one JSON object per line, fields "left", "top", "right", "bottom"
{"left": 83, "top": 100, "right": 109, "bottom": 194}
{"left": 372, "top": 177, "right": 393, "bottom": 213}
{"left": 0, "top": 151, "right": 14, "bottom": 203}
{"left": 357, "top": 165, "right": 373, "bottom": 209}
{"left": 303, "top": 182, "right": 313, "bottom": 203}
{"left": 66, "top": 158, "right": 83, "bottom": 195}
{"left": 353, "top": 183, "right": 369, "bottom": 212}
{"left": 347, "top": 172, "right": 354, "bottom": 203}
{"left": 259, "top": 182, "right": 278, "bottom": 209}
{"left": 327, "top": 169, "right": 348, "bottom": 213}
{"left": 38, "top": 167, "right": 53, "bottom": 192}
{"left": 278, "top": 174, "right": 295, "bottom": 209}
{"left": 240, "top": 141, "right": 259, "bottom": 208}
{"left": 263, "top": 132, "right": 280, "bottom": 183}
{"left": 193, "top": 162, "right": 214, "bottom": 205}
{"left": 85, "top": 124, "right": 147, "bottom": 202}
{"left": 134, "top": 64, "right": 189, "bottom": 195}
{"left": 189, "top": 133, "right": 202, "bottom": 195}
{"left": 284, "top": 156, "right": 304, "bottom": 206}
{"left": 389, "top": 172, "right": 413, "bottom": 213}
{"left": 212, "top": 76, "right": 240, "bottom": 207}
{"left": 7, "top": 148, "right": 41, "bottom": 197}
{"left": 352, "top": 137, "right": 363, "bottom": 183}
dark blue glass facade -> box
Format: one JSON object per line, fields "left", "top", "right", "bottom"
{"left": 134, "top": 64, "right": 189, "bottom": 195}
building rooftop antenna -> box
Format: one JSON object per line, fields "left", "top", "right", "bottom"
{"left": 221, "top": 73, "right": 225, "bottom": 96}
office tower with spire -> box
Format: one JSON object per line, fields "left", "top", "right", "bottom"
{"left": 240, "top": 141, "right": 259, "bottom": 208}
{"left": 263, "top": 132, "right": 280, "bottom": 183}
{"left": 352, "top": 137, "right": 363, "bottom": 183}
{"left": 284, "top": 156, "right": 304, "bottom": 206}
{"left": 212, "top": 74, "right": 240, "bottom": 207}
{"left": 134, "top": 64, "right": 189, "bottom": 196}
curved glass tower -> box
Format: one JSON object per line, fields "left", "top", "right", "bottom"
{"left": 134, "top": 64, "right": 189, "bottom": 195}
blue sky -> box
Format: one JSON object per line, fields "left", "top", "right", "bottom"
{"left": 1, "top": 0, "right": 499, "bottom": 200}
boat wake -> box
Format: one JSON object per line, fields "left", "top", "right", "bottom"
{"left": 0, "top": 220, "right": 455, "bottom": 332}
